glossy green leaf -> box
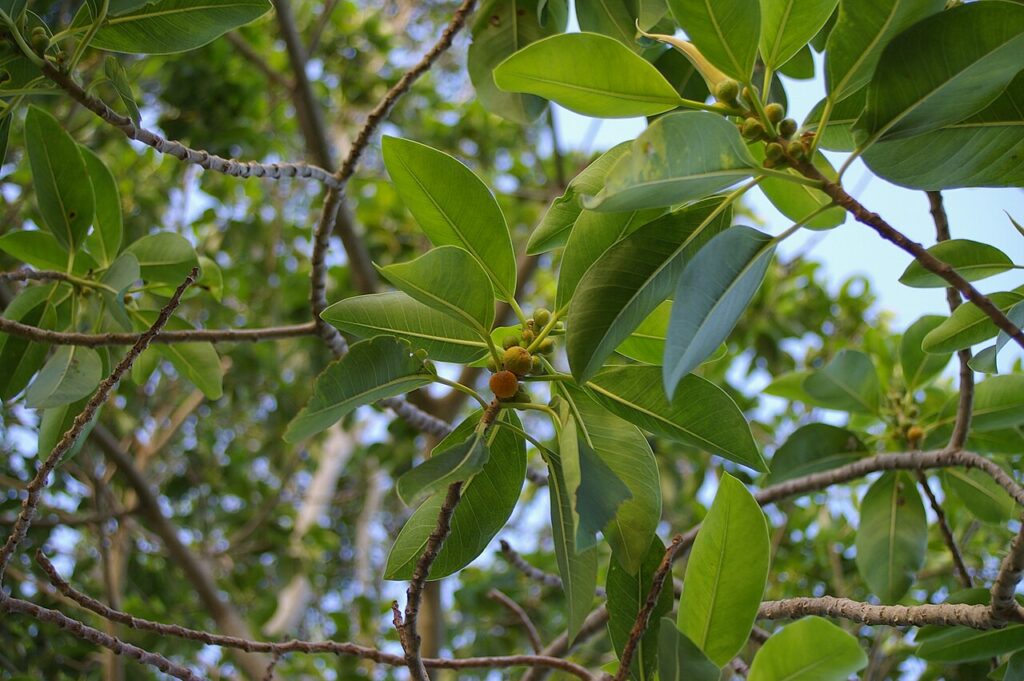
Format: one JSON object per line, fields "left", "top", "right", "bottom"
{"left": 79, "top": 147, "right": 123, "bottom": 268}
{"left": 24, "top": 106, "right": 94, "bottom": 253}
{"left": 658, "top": 620, "right": 720, "bottom": 681}
{"left": 857, "top": 1, "right": 1024, "bottom": 142}
{"left": 678, "top": 473, "right": 769, "bottom": 666}
{"left": 132, "top": 311, "right": 222, "bottom": 399}
{"left": 971, "top": 375, "right": 1024, "bottom": 432}
{"left": 528, "top": 142, "right": 632, "bottom": 255}
{"left": 970, "top": 303, "right": 1024, "bottom": 374}
{"left": 542, "top": 442, "right": 599, "bottom": 640}
{"left": 100, "top": 252, "right": 140, "bottom": 330}
{"left": 103, "top": 56, "right": 142, "bottom": 125}
{"left": 493, "top": 33, "right": 683, "bottom": 118}
{"left": 749, "top": 144, "right": 845, "bottom": 229}
{"left": 557, "top": 206, "right": 664, "bottom": 309}
{"left": 855, "top": 471, "right": 926, "bottom": 603}
{"left": 125, "top": 232, "right": 199, "bottom": 285}
{"left": 467, "top": 0, "right": 568, "bottom": 124}
{"left": 382, "top": 136, "right": 516, "bottom": 300}
{"left": 588, "top": 366, "right": 766, "bottom": 471}
{"left": 664, "top": 225, "right": 775, "bottom": 397}
{"left": 0, "top": 231, "right": 96, "bottom": 274}
{"left": 825, "top": 0, "right": 943, "bottom": 102}
{"left": 922, "top": 290, "right": 1024, "bottom": 353}
{"left": 778, "top": 44, "right": 814, "bottom": 78}
{"left": 615, "top": 300, "right": 672, "bottom": 364}
{"left": 559, "top": 384, "right": 661, "bottom": 573}
{"left": 666, "top": 0, "right": 761, "bottom": 81}
{"left": 396, "top": 421, "right": 490, "bottom": 506}
{"left": 0, "top": 286, "right": 58, "bottom": 400}
{"left": 322, "top": 292, "right": 488, "bottom": 364}
{"left": 758, "top": 0, "right": 838, "bottom": 70}
{"left": 765, "top": 423, "right": 865, "bottom": 486}
{"left": 385, "top": 410, "right": 526, "bottom": 580}
{"left": 577, "top": 0, "right": 654, "bottom": 54}
{"left": 900, "top": 240, "right": 1014, "bottom": 288}
{"left": 377, "top": 246, "right": 495, "bottom": 337}
{"left": 90, "top": 0, "right": 271, "bottom": 54}
{"left": 25, "top": 346, "right": 103, "bottom": 409}
{"left": 803, "top": 90, "right": 864, "bottom": 152}
{"left": 900, "top": 315, "right": 951, "bottom": 390}
{"left": 37, "top": 350, "right": 109, "bottom": 462}
{"left": 803, "top": 349, "right": 881, "bottom": 414}
{"left": 607, "top": 537, "right": 674, "bottom": 681}
{"left": 566, "top": 197, "right": 732, "bottom": 382}
{"left": 863, "top": 70, "right": 1024, "bottom": 189}
{"left": 585, "top": 112, "right": 758, "bottom": 212}
{"left": 285, "top": 337, "right": 434, "bottom": 443}
{"left": 945, "top": 467, "right": 1016, "bottom": 524}
{"left": 918, "top": 624, "right": 1024, "bottom": 663}
{"left": 748, "top": 616, "right": 867, "bottom": 681}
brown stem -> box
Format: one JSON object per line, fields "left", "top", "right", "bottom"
{"left": 489, "top": 589, "right": 544, "bottom": 654}
{"left": 916, "top": 472, "right": 972, "bottom": 588}
{"left": 759, "top": 595, "right": 1009, "bottom": 629}
{"left": 0, "top": 317, "right": 317, "bottom": 346}
{"left": 0, "top": 268, "right": 197, "bottom": 579}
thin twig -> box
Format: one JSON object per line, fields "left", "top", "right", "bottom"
{"left": 0, "top": 268, "right": 71, "bottom": 284}
{"left": 225, "top": 31, "right": 293, "bottom": 90}
{"left": 614, "top": 534, "right": 683, "bottom": 681}
{"left": 0, "top": 596, "right": 201, "bottom": 681}
{"left": 0, "top": 504, "right": 139, "bottom": 529}
{"left": 499, "top": 540, "right": 568, "bottom": 590}
{"left": 0, "top": 317, "right": 317, "bottom": 346}
{"left": 796, "top": 162, "right": 1024, "bottom": 350}
{"left": 489, "top": 589, "right": 544, "bottom": 654}
{"left": 41, "top": 63, "right": 337, "bottom": 187}
{"left": 0, "top": 268, "right": 198, "bottom": 579}
{"left": 916, "top": 472, "right": 972, "bottom": 588}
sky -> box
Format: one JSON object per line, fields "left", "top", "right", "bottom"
{"left": 549, "top": 52, "right": 1024, "bottom": 336}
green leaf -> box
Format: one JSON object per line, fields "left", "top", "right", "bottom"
{"left": 100, "top": 252, "right": 140, "bottom": 330}
{"left": 90, "top": 0, "right": 272, "bottom": 54}
{"left": 758, "top": 0, "right": 838, "bottom": 70}
{"left": 678, "top": 473, "right": 769, "bottom": 666}
{"left": 616, "top": 300, "right": 671, "bottom": 364}
{"left": 377, "top": 246, "right": 495, "bottom": 337}
{"left": 803, "top": 89, "right": 864, "bottom": 152}
{"left": 396, "top": 421, "right": 490, "bottom": 506}
{"left": 528, "top": 142, "right": 632, "bottom": 255}
{"left": 25, "top": 346, "right": 103, "bottom": 409}
{"left": 899, "top": 240, "right": 1014, "bottom": 288}
{"left": 0, "top": 115, "right": 10, "bottom": 168}
{"left": 322, "top": 292, "right": 488, "bottom": 364}
{"left": 970, "top": 303, "right": 1024, "bottom": 374}
{"left": 607, "top": 537, "right": 674, "bottom": 681}
{"left": 900, "top": 315, "right": 951, "bottom": 390}
{"left": 467, "top": 0, "right": 568, "bottom": 125}
{"left": 748, "top": 616, "right": 867, "bottom": 681}
{"left": 557, "top": 206, "right": 664, "bottom": 310}
{"left": 125, "top": 232, "right": 200, "bottom": 285}
{"left": 863, "top": 70, "right": 1024, "bottom": 189}
{"left": 921, "top": 290, "right": 1024, "bottom": 353}
{"left": 658, "top": 620, "right": 720, "bottom": 681}
{"left": 133, "top": 311, "right": 223, "bottom": 399}
{"left": 588, "top": 366, "right": 766, "bottom": 471}
{"left": 664, "top": 225, "right": 775, "bottom": 396}
{"left": 803, "top": 349, "right": 881, "bottom": 414}
{"left": 585, "top": 112, "right": 758, "bottom": 212}
{"left": 24, "top": 106, "right": 94, "bottom": 253}
{"left": 945, "top": 467, "right": 1016, "bottom": 524}
{"left": 856, "top": 1, "right": 1024, "bottom": 142}
{"left": 382, "top": 136, "right": 516, "bottom": 301}
{"left": 493, "top": 32, "right": 684, "bottom": 118}
{"left": 566, "top": 197, "right": 732, "bottom": 383}
{"left": 103, "top": 56, "right": 142, "bottom": 125}
{"left": 748, "top": 144, "right": 845, "bottom": 229}
{"left": 778, "top": 44, "right": 814, "bottom": 78}
{"left": 825, "top": 0, "right": 943, "bottom": 102}
{"left": 971, "top": 375, "right": 1024, "bottom": 432}
{"left": 854, "top": 471, "right": 926, "bottom": 603}
{"left": 666, "top": 0, "right": 761, "bottom": 81}
{"left": 196, "top": 256, "right": 222, "bottom": 302}
{"left": 542, "top": 441, "right": 599, "bottom": 640}
{"left": 0, "top": 231, "right": 96, "bottom": 274}
{"left": 79, "top": 146, "right": 123, "bottom": 268}
{"left": 0, "top": 286, "right": 58, "bottom": 400}
{"left": 765, "top": 423, "right": 865, "bottom": 486}
{"left": 37, "top": 350, "right": 110, "bottom": 461}
{"left": 285, "top": 337, "right": 434, "bottom": 443}
{"left": 385, "top": 410, "right": 526, "bottom": 580}
{"left": 559, "top": 384, "right": 661, "bottom": 572}
{"left": 918, "top": 624, "right": 1024, "bottom": 663}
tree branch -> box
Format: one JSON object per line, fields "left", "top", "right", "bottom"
{"left": 0, "top": 317, "right": 317, "bottom": 346}
{"left": 795, "top": 162, "right": 1024, "bottom": 350}
{"left": 0, "top": 268, "right": 197, "bottom": 580}
{"left": 759, "top": 595, "right": 1007, "bottom": 629}
{"left": 916, "top": 472, "right": 973, "bottom": 588}
{"left": 40, "top": 63, "right": 337, "bottom": 188}
{"left": 991, "top": 519, "right": 1024, "bottom": 624}
{"left": 489, "top": 589, "right": 544, "bottom": 654}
